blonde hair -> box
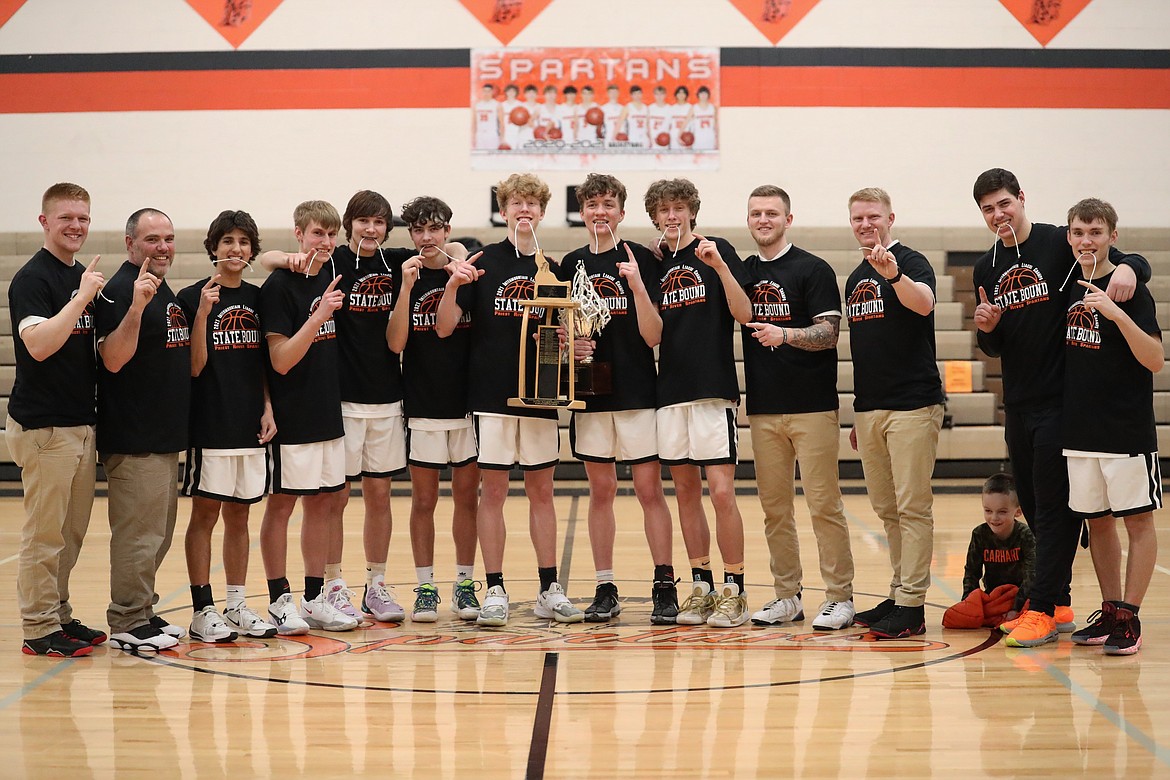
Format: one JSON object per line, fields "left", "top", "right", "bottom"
{"left": 496, "top": 173, "right": 551, "bottom": 212}
{"left": 848, "top": 187, "right": 892, "bottom": 210}
{"left": 293, "top": 200, "right": 341, "bottom": 232}
{"left": 42, "top": 182, "right": 90, "bottom": 214}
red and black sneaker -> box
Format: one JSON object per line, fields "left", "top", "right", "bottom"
{"left": 61, "top": 618, "right": 108, "bottom": 646}
{"left": 853, "top": 598, "right": 896, "bottom": 628}
{"left": 22, "top": 630, "right": 94, "bottom": 658}
{"left": 1103, "top": 608, "right": 1142, "bottom": 656}
{"left": 868, "top": 605, "right": 926, "bottom": 639}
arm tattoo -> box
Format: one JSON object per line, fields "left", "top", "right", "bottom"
{"left": 784, "top": 315, "right": 840, "bottom": 352}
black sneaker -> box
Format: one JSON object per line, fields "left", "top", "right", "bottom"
{"left": 853, "top": 598, "right": 896, "bottom": 628}
{"left": 1103, "top": 608, "right": 1142, "bottom": 656}
{"left": 22, "top": 630, "right": 94, "bottom": 658}
{"left": 149, "top": 615, "right": 187, "bottom": 639}
{"left": 585, "top": 582, "right": 622, "bottom": 622}
{"left": 868, "top": 605, "right": 926, "bottom": 639}
{"left": 1071, "top": 601, "right": 1117, "bottom": 646}
{"left": 651, "top": 580, "right": 679, "bottom": 625}
{"left": 109, "top": 624, "right": 179, "bottom": 653}
{"left": 61, "top": 618, "right": 108, "bottom": 646}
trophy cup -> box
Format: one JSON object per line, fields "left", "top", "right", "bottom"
{"left": 508, "top": 252, "right": 586, "bottom": 410}
{"left": 560, "top": 259, "right": 612, "bottom": 396}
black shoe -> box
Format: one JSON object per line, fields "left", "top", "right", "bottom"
{"left": 109, "top": 624, "right": 179, "bottom": 653}
{"left": 868, "top": 605, "right": 926, "bottom": 639}
{"left": 1103, "top": 609, "right": 1142, "bottom": 656}
{"left": 22, "top": 630, "right": 94, "bottom": 658}
{"left": 1071, "top": 601, "right": 1117, "bottom": 646}
{"left": 651, "top": 580, "right": 679, "bottom": 625}
{"left": 853, "top": 598, "right": 896, "bottom": 628}
{"left": 585, "top": 583, "right": 622, "bottom": 622}
{"left": 61, "top": 618, "right": 108, "bottom": 646}
{"left": 149, "top": 615, "right": 187, "bottom": 639}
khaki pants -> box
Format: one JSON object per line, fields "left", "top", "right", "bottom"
{"left": 853, "top": 404, "right": 944, "bottom": 607}
{"left": 6, "top": 417, "right": 97, "bottom": 640}
{"left": 102, "top": 452, "right": 179, "bottom": 634}
{"left": 750, "top": 411, "right": 854, "bottom": 602}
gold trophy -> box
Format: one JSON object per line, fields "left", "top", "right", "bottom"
{"left": 508, "top": 252, "right": 586, "bottom": 409}
{"left": 561, "top": 259, "right": 612, "bottom": 396}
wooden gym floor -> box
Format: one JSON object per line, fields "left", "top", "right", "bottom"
{"left": 1, "top": 486, "right": 1168, "bottom": 778}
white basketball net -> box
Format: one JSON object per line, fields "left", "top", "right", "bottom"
{"left": 562, "top": 259, "right": 611, "bottom": 340}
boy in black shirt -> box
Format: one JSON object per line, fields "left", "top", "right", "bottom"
{"left": 645, "top": 178, "right": 754, "bottom": 628}
{"left": 1061, "top": 199, "right": 1161, "bottom": 655}
{"left": 387, "top": 196, "right": 481, "bottom": 623}
{"left": 556, "top": 173, "right": 677, "bottom": 623}
{"left": 943, "top": 473, "right": 1035, "bottom": 629}
{"left": 178, "top": 210, "right": 276, "bottom": 643}
{"left": 258, "top": 201, "right": 356, "bottom": 634}
{"left": 8, "top": 183, "right": 106, "bottom": 657}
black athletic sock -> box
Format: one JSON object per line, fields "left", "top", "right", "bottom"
{"left": 486, "top": 572, "right": 505, "bottom": 590}
{"left": 304, "top": 576, "right": 325, "bottom": 601}
{"left": 1119, "top": 601, "right": 1140, "bottom": 614}
{"left": 693, "top": 568, "right": 715, "bottom": 588}
{"left": 725, "top": 572, "right": 745, "bottom": 593}
{"left": 267, "top": 577, "right": 291, "bottom": 604}
{"left": 538, "top": 566, "right": 558, "bottom": 593}
{"left": 190, "top": 584, "right": 214, "bottom": 611}
{"left": 654, "top": 564, "right": 675, "bottom": 583}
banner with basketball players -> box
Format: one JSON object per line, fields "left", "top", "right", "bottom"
{"left": 470, "top": 47, "right": 720, "bottom": 171}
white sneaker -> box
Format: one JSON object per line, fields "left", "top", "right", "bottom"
{"left": 108, "top": 624, "right": 179, "bottom": 653}
{"left": 676, "top": 581, "right": 716, "bottom": 625}
{"left": 811, "top": 599, "right": 856, "bottom": 631}
{"left": 534, "top": 582, "right": 584, "bottom": 623}
{"left": 707, "top": 583, "right": 750, "bottom": 628}
{"left": 476, "top": 585, "right": 510, "bottom": 627}
{"left": 189, "top": 606, "right": 238, "bottom": 643}
{"left": 268, "top": 593, "right": 310, "bottom": 636}
{"left": 362, "top": 581, "right": 406, "bottom": 623}
{"left": 752, "top": 593, "right": 805, "bottom": 626}
{"left": 149, "top": 615, "right": 187, "bottom": 639}
{"left": 224, "top": 604, "right": 279, "bottom": 638}
{"left": 301, "top": 591, "right": 359, "bottom": 631}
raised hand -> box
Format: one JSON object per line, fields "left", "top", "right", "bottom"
{"left": 865, "top": 243, "right": 898, "bottom": 280}
{"left": 617, "top": 243, "right": 645, "bottom": 293}
{"left": 198, "top": 273, "right": 222, "bottom": 317}
{"left": 131, "top": 253, "right": 161, "bottom": 310}
{"left": 446, "top": 251, "right": 484, "bottom": 287}
{"left": 1078, "top": 279, "right": 1122, "bottom": 321}
{"left": 693, "top": 233, "right": 722, "bottom": 268}
{"left": 401, "top": 255, "right": 423, "bottom": 290}
{"left": 313, "top": 274, "right": 345, "bottom": 322}
{"left": 79, "top": 254, "right": 105, "bottom": 302}
{"left": 973, "top": 287, "right": 1003, "bottom": 333}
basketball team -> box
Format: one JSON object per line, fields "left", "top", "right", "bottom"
{"left": 10, "top": 166, "right": 1159, "bottom": 659}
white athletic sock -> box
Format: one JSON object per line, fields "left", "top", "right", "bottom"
{"left": 225, "top": 585, "right": 246, "bottom": 611}
{"left": 324, "top": 563, "right": 343, "bottom": 583}
{"left": 456, "top": 564, "right": 475, "bottom": 583}
{"left": 596, "top": 569, "right": 614, "bottom": 584}
{"left": 366, "top": 562, "right": 386, "bottom": 588}
{"left": 416, "top": 566, "right": 435, "bottom": 587}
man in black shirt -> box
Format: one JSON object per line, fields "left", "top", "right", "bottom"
{"left": 844, "top": 188, "right": 944, "bottom": 640}
{"left": 8, "top": 183, "right": 106, "bottom": 657}
{"left": 98, "top": 208, "right": 191, "bottom": 652}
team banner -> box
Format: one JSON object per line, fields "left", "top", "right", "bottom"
{"left": 470, "top": 47, "right": 720, "bottom": 171}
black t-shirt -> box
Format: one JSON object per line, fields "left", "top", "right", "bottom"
{"left": 742, "top": 244, "right": 840, "bottom": 415}
{"left": 556, "top": 241, "right": 659, "bottom": 412}
{"left": 455, "top": 239, "right": 558, "bottom": 419}
{"left": 8, "top": 248, "right": 97, "bottom": 428}
{"left": 402, "top": 265, "right": 472, "bottom": 420}
{"left": 177, "top": 279, "right": 266, "bottom": 449}
{"left": 654, "top": 236, "right": 750, "bottom": 408}
{"left": 1063, "top": 270, "right": 1160, "bottom": 454}
{"left": 844, "top": 242, "right": 944, "bottom": 412}
{"left": 973, "top": 222, "right": 1150, "bottom": 411}
{"left": 95, "top": 260, "right": 191, "bottom": 454}
{"left": 332, "top": 244, "right": 407, "bottom": 405}
{"left": 259, "top": 268, "right": 345, "bottom": 444}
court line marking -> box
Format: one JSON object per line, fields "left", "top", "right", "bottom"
{"left": 525, "top": 652, "right": 559, "bottom": 780}
{"left": 0, "top": 553, "right": 18, "bottom": 566}
{"left": 844, "top": 503, "right": 1170, "bottom": 763}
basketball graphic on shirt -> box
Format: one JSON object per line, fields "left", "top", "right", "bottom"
{"left": 659, "top": 265, "right": 707, "bottom": 310}
{"left": 751, "top": 281, "right": 791, "bottom": 321}
{"left": 349, "top": 273, "right": 394, "bottom": 312}
{"left": 846, "top": 280, "right": 884, "bottom": 322}
{"left": 212, "top": 305, "right": 260, "bottom": 351}
{"left": 495, "top": 276, "right": 539, "bottom": 318}
{"left": 1065, "top": 301, "right": 1101, "bottom": 350}
{"left": 165, "top": 302, "right": 191, "bottom": 348}
{"left": 308, "top": 296, "right": 338, "bottom": 341}
{"left": 500, "top": 277, "right": 534, "bottom": 299}
{"left": 591, "top": 274, "right": 628, "bottom": 316}
{"left": 993, "top": 262, "right": 1050, "bottom": 311}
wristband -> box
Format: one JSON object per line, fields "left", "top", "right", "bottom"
{"left": 887, "top": 269, "right": 903, "bottom": 285}
{"left": 781, "top": 328, "right": 788, "bottom": 345}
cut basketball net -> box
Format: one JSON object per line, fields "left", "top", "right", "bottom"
{"left": 1060, "top": 251, "right": 1098, "bottom": 293}
{"left": 560, "top": 258, "right": 611, "bottom": 365}
{"left": 989, "top": 221, "right": 1022, "bottom": 268}
{"left": 354, "top": 236, "right": 393, "bottom": 274}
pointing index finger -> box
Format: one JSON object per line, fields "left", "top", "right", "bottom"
{"left": 86, "top": 254, "right": 101, "bottom": 272}
{"left": 1077, "top": 279, "right": 1103, "bottom": 293}
{"left": 137, "top": 257, "right": 154, "bottom": 279}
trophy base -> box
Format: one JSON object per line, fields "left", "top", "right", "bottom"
{"left": 564, "top": 361, "right": 612, "bottom": 397}
{"left": 508, "top": 397, "right": 586, "bottom": 410}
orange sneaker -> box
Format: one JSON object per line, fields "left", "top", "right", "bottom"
{"left": 999, "top": 613, "right": 1023, "bottom": 634}
{"left": 1054, "top": 605, "right": 1076, "bottom": 633}
{"left": 1005, "top": 610, "right": 1059, "bottom": 648}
